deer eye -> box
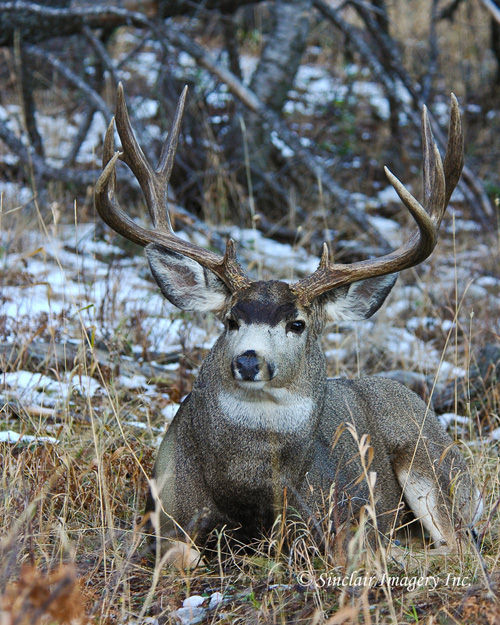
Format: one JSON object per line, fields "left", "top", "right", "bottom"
{"left": 226, "top": 316, "right": 239, "bottom": 331}
{"left": 286, "top": 320, "right": 306, "bottom": 335}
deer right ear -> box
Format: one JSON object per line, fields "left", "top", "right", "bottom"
{"left": 146, "top": 243, "right": 230, "bottom": 312}
{"left": 323, "top": 273, "right": 398, "bottom": 322}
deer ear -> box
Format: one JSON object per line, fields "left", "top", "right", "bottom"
{"left": 146, "top": 243, "right": 230, "bottom": 312}
{"left": 323, "top": 273, "right": 398, "bottom": 322}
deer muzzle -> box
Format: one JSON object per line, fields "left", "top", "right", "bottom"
{"left": 231, "top": 350, "right": 275, "bottom": 382}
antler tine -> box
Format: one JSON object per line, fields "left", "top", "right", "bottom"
{"left": 157, "top": 86, "right": 187, "bottom": 197}
{"left": 422, "top": 104, "right": 444, "bottom": 217}
{"left": 115, "top": 83, "right": 170, "bottom": 231}
{"left": 102, "top": 117, "right": 117, "bottom": 189}
{"left": 95, "top": 84, "right": 251, "bottom": 293}
{"left": 443, "top": 93, "right": 464, "bottom": 206}
{"left": 291, "top": 94, "right": 464, "bottom": 304}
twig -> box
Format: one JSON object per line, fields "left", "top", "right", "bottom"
{"left": 0, "top": 341, "right": 180, "bottom": 381}
{"left": 63, "top": 107, "right": 96, "bottom": 167}
{"left": 479, "top": 0, "right": 500, "bottom": 24}
{"left": 165, "top": 26, "right": 391, "bottom": 250}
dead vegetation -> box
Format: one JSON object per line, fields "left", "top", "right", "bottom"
{"left": 0, "top": 1, "right": 499, "bottom": 623}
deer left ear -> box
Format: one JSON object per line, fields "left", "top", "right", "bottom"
{"left": 146, "top": 243, "right": 230, "bottom": 312}
{"left": 323, "top": 273, "right": 398, "bottom": 322}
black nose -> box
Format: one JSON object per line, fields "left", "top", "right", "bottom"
{"left": 232, "top": 350, "right": 260, "bottom": 381}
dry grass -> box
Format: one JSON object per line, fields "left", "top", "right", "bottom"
{"left": 1, "top": 192, "right": 499, "bottom": 624}
{"left": 1, "top": 3, "right": 500, "bottom": 623}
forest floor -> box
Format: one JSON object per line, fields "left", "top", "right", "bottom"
{"left": 1, "top": 11, "right": 499, "bottom": 625}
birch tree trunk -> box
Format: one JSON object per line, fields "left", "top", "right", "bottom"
{"left": 230, "top": 0, "right": 312, "bottom": 217}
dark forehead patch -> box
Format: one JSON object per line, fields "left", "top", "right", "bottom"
{"left": 231, "top": 281, "right": 299, "bottom": 326}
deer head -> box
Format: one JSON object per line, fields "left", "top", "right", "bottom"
{"left": 95, "top": 85, "right": 463, "bottom": 391}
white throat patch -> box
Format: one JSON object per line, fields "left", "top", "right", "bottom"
{"left": 218, "top": 387, "right": 314, "bottom": 433}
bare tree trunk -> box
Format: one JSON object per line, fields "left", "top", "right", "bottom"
{"left": 231, "top": 0, "right": 313, "bottom": 218}
{"left": 249, "top": 0, "right": 312, "bottom": 113}
{"left": 491, "top": 16, "right": 500, "bottom": 87}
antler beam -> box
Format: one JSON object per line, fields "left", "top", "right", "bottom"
{"left": 94, "top": 83, "right": 251, "bottom": 293}
{"left": 291, "top": 94, "right": 464, "bottom": 304}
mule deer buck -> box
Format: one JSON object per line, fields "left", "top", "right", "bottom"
{"left": 95, "top": 84, "right": 482, "bottom": 568}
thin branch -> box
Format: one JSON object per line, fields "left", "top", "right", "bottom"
{"left": 165, "top": 26, "right": 391, "bottom": 249}
{"left": 63, "top": 107, "right": 96, "bottom": 167}
{"left": 23, "top": 44, "right": 111, "bottom": 118}
{"left": 116, "top": 30, "right": 153, "bottom": 71}
{"left": 479, "top": 0, "right": 500, "bottom": 24}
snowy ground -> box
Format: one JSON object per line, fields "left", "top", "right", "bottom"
{"left": 0, "top": 34, "right": 498, "bottom": 623}
{"left": 2, "top": 205, "right": 498, "bottom": 448}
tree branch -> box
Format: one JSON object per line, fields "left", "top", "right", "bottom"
{"left": 479, "top": 0, "right": 500, "bottom": 24}
{"left": 314, "top": 0, "right": 495, "bottom": 225}
{"left": 0, "top": 2, "right": 151, "bottom": 46}
{"left": 165, "top": 25, "right": 391, "bottom": 249}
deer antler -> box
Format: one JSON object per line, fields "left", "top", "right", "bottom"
{"left": 291, "top": 95, "right": 464, "bottom": 304}
{"left": 94, "top": 83, "right": 251, "bottom": 293}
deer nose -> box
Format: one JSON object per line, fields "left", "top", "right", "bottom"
{"left": 232, "top": 350, "right": 260, "bottom": 381}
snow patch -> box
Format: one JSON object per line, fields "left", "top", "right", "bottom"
{"left": 0, "top": 430, "right": 59, "bottom": 445}
{"left": 438, "top": 413, "right": 471, "bottom": 428}
{"left": 367, "top": 214, "right": 402, "bottom": 246}
{"left": 161, "top": 403, "right": 181, "bottom": 422}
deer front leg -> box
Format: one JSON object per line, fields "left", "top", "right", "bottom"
{"left": 393, "top": 435, "right": 482, "bottom": 550}
{"left": 145, "top": 419, "right": 222, "bottom": 568}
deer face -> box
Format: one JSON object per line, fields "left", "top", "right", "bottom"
{"left": 222, "top": 281, "right": 311, "bottom": 390}
{"left": 146, "top": 243, "right": 397, "bottom": 392}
